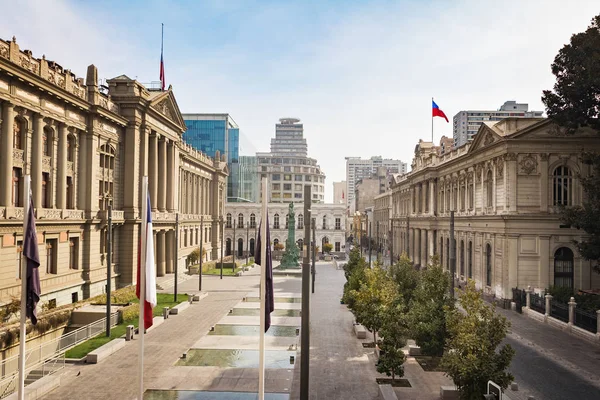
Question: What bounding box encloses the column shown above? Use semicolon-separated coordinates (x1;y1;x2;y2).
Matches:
421;229;427;267
166;142;175;211
31;114;44;207
473;169;478;215
158;137;167;211
165;230;174;274
539;235;550;290
56;123;68;209
149;133;158;211
0;102;14;206
507;235;519;298
539;154;549;212
507;154;517;213
157;230;166;277
414;228;420;265
429;180;435;216
480;167;485;213
428;229;435;265
416;184;421;214
492;161;497;212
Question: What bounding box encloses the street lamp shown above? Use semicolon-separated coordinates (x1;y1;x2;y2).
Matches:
246;221;249;266
220;216;224;280
103;193;113;338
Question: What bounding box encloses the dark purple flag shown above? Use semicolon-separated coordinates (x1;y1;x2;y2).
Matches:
23;195;41;325
255;217;274;332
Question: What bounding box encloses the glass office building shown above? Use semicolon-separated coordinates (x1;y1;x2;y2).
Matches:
182;114;244;201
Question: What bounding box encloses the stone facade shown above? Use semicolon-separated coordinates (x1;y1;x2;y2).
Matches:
223;203;346;256
390;118;600;299
0;37;227;308
373;191;392;256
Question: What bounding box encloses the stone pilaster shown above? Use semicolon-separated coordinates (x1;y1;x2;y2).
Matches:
56;123;68;209
0;102;14;206
31;113;44;208
165;230;173;274
149;133;158;210
158;137;167;211
156;230;165;277
540;153;549;212
166;142;174;212
421;229;427;268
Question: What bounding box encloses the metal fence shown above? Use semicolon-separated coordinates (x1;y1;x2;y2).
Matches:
530;292;546;314
0;352;65;399
550;299;569;323
574;307;598;333
0;311;119;386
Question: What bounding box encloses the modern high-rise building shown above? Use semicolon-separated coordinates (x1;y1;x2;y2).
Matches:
238;155;259;203
345;156;407;214
182;113;243;201
257;118;326;203
452;100;543;147
333;181;346;205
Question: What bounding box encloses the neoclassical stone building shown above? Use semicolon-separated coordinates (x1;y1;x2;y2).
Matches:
224;203;347;257
390;118;600;299
0;37;227;307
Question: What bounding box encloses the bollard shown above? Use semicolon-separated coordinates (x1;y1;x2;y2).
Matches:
296;328;300;336
188;294;193;304
568;297;576;326
126;325;134;341
181;352;187;359
290;355;295;364
163;307;169;319
545;294;552;317
525;285;532;309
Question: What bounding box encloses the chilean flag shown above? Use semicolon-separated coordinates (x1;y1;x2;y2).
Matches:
159;50;165;91
136;192;157;330
432;100;449;122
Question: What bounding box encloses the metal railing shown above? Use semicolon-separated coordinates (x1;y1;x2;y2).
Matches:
575;308;598;333
0;311;119;382
530;292;545;314
550;300;569;323
0;352;66;399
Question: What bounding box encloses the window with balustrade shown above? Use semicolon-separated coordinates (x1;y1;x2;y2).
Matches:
335;218;341;230
298;214;304;229
238;213;244;228
226;213;232;228
13;117;23;150
322;215;327;230
43;127;52;156
12;168;22;207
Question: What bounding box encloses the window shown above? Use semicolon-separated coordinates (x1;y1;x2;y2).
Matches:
13;118;23;150
204;227;208;242
284;166;291;172
237;238;243;257
273;238;279;248
486;170;493;207
298;214;304;229
250;238;255;256
486;244;492;286
322;216;327;230
43;127;52;156
460;240;464;276
250;213;256;229
468;241;473;278
12;168;22;207
553;166;572;206
225;238;232;256
273;214;280;229
98;144;115;210
284;184;292;191
272;183;280;190
69;238;79;269
238;213;244;228
295;175;302;181
554;247;574;288
305;175;311;181
440;240;444;269
283;193;292;199
226;213;232;228
46;239;57;274
294;184;302;191
42;173;50;208
335;218;341;230
67;134;76;162
294;193;302;199
285;214;289;229
284;174;292;181
272;174;280;181
468;184;474;210
335;242;341;252
72;292;79;303
66;177;74;209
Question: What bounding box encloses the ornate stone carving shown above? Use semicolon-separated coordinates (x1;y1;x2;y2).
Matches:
0;207;5;219
519;154;537;175
496;161;504;176
72;85;85;99
64;210;84;219
39;208;62;220
47;69;66;89
67;161;74;176
483;132;494;146
505;152;518;161
19;54;39;75
0;42;8;59
42;156;52;172
13;148;24;161
540;153;550;161
154;98;174;120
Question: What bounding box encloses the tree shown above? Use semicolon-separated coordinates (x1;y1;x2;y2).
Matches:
342;248;368;309
441;280;514;400
186;247;206;266
408;257;453;356
376;295;409;381
322;243;333;253
352;264;396;344
542;14;600;134
388;253;419;306
542;14;600;272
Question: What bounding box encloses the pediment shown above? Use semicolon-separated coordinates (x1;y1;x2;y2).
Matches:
149;90;186;131
468;124;504;154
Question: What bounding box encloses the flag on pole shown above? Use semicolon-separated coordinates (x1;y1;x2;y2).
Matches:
160;23;165;90
136;193;157;330
432;99;449;122
23;194;40;325
255;217;274;332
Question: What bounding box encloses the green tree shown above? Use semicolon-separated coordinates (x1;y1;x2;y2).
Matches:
352;264;396;344
376;296;409;381
389;253;419;306
322;243;333;253
342;249;368;310
408;257;453;356
542;14;600;272
441;280;514;400
186;247;206;266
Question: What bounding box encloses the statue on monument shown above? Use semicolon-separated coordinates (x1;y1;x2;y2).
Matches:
279;203;300;269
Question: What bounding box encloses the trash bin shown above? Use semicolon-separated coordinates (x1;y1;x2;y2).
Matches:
126;325;134;341
163;307;169;319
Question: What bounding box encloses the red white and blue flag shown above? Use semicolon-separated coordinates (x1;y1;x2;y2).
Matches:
255;217;274;332
136;193;157;330
432;99;449;122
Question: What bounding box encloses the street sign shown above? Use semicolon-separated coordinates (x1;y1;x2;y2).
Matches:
487;380;502;400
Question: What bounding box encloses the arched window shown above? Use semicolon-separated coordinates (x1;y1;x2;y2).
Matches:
273;238;279;248
67;134;76;162
554;247;574;288
226;213;232;228
486;170;493;207
250;213;256;229
13;117;23;150
298;213;304;229
225;238;232;256
486;244;492;286
249;238;255;256
273;214;280;229
468;241;473;278
553;166;572;206
285;214;289;229
322;215;327;230
43;127;52;156
98;144;115;210
460;240;465;276
237;238;244;257
238;213;244;228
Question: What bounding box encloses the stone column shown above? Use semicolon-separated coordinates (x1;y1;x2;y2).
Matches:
429;180;435;216
421;229;427;267
525;286;532;309
540;153;549;212
0;102;14;206
492;161;497;212
507;235;519;299
415;228;421;266
428;229;434;265
473;169;478;215
507;153;517;213
166;142;175;212
165;230;174;274
480;167;485;213
149;133;158;211
56;123;68;209
31;114;44;207
158;137;167;212
545;294;552;318
157;230;166;277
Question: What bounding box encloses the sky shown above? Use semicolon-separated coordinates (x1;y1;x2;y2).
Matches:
1;0;598;202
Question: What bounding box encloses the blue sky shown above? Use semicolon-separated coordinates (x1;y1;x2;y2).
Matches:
1;0;599;202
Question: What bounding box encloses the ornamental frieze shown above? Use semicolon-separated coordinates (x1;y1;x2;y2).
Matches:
519;154;538;175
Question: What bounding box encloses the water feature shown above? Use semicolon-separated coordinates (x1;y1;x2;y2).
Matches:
246;297;301;303
230;308;300;317
208;325;298;337
176;349;295;369
144;390;290;400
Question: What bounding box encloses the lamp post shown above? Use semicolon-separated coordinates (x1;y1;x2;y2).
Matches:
198;215;203;291
220;216;224;280
105;199;112;337
246;221;249;266
233;219;237;274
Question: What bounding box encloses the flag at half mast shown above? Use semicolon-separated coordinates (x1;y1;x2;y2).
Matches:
255;217;274;332
136;193;157;329
23;194;41;325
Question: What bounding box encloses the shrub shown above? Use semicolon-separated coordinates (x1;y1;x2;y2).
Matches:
322;243;333;253
274;243;284;251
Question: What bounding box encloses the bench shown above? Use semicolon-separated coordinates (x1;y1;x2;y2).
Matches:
5;374;60;400
86;338;126;364
408;345;421;356
439;385;460;400
169;301;190;315
378;384;398;400
354;323;367;339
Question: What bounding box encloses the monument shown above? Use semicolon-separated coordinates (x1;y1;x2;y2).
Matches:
279;203;301;269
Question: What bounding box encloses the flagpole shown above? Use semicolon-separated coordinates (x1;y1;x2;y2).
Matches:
18;175;31;400
258;176;267;400
431;97;434;143
138;177;148;400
